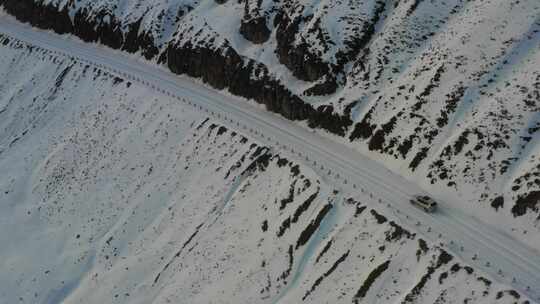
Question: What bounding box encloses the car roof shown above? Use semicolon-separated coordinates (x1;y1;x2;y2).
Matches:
417;195;436;203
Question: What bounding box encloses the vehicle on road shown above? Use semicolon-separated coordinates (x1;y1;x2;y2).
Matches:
410;195;438;213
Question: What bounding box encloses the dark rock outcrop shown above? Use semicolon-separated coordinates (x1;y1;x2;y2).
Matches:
72;9;124;49
240;16;271;44
166;42;310;120
1;0;354;136
0;0;160;58
122;19;160;59
512;191;540;217
307;105;352;137
166;41;351;135
1;0;73;34
274;13;333;83
304;76;339;96
491;196;504;211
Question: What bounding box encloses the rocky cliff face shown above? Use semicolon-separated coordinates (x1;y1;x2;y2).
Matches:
0;37;534;303
0;0;353;136
1;0;539;261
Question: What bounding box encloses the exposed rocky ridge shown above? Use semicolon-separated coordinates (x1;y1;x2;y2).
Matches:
0;0;539;256
0;0;352;136
0;40;534;303
239;0;270;44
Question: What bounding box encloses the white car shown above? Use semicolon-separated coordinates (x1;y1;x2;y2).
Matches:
410;195;438;213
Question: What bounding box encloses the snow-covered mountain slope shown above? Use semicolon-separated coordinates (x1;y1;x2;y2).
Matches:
0;0;538;248
0;33;536;304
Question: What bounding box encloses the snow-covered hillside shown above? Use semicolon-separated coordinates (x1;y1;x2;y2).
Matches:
0;0;538;249
0;33;535;303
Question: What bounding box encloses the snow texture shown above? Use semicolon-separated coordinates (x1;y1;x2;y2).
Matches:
1;0;538;251
0;31;537;304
